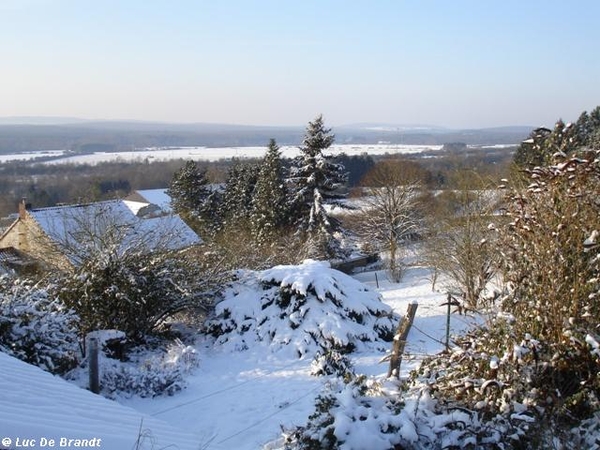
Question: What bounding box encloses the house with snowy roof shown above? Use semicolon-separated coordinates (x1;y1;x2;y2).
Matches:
0;351;200;450
0;199;201;270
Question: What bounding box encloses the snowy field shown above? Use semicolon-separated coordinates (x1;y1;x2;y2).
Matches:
0;143;516;165
119;265;476;450
0;150;66;163
0;144;444;165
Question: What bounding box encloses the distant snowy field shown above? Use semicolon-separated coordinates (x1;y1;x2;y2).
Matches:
0;150;66;162
0;143;516;165
0;144;446;164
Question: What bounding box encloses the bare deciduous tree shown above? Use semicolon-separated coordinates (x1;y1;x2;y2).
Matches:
422;173;499;309
357;161;423;282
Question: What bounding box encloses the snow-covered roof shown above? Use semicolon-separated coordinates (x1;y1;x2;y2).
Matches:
122;199;150;216
27;200;201;264
130;189;173;212
0;351;200;450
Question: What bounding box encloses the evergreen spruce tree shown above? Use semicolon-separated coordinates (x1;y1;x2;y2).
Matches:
251;139;289;244
167;160;220;235
221;159;259;228
289;115;348;257
577;106;600;149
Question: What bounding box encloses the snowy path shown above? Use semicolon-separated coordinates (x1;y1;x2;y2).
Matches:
124;265;476;450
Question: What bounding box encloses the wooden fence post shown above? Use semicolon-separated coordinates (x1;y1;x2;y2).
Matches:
387;302;418;379
89;337;100;394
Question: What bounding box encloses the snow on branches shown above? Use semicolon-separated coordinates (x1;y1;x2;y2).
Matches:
205;260;395;357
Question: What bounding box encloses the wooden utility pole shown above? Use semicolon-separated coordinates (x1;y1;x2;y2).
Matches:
387;302;418;379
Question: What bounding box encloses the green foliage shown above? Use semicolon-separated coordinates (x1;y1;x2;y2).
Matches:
250;139;290;244
289;115;349;258
167;160;220;235
513;106;600;170
220;159;259;228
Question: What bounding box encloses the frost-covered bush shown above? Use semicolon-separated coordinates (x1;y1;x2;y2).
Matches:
0;276;79;375
497;151;600;344
205;260;395;357
68;339;199;399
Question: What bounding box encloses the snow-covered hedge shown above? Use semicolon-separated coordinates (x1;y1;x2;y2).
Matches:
206;260;395;357
0;276;79;375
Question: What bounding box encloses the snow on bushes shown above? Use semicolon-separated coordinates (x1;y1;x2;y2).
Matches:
206;260;395;357
67;339;199;399
283;373;513;450
0;276;79;375
285;323;600;450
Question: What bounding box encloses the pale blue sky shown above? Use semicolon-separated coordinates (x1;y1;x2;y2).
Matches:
1;0;599;128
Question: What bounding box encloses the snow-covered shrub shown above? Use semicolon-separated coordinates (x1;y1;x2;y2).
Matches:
0;276;79;375
283;376;413;450
310;349;355;379
205;260;395;357
68;339;199;399
284;373;514;450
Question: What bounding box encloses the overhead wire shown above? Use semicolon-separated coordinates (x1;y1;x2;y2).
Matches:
211;384;323;448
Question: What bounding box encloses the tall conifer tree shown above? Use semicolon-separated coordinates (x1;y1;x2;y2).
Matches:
289;115;348;257
221;159;259;227
251;139;288;243
167;160;220;235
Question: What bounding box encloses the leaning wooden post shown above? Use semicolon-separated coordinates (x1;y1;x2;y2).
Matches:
89;337;100;394
387;302;418;379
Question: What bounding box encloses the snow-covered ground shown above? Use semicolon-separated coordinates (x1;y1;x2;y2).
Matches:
0;351;200;450
0;263;477;450
119;265;476;450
